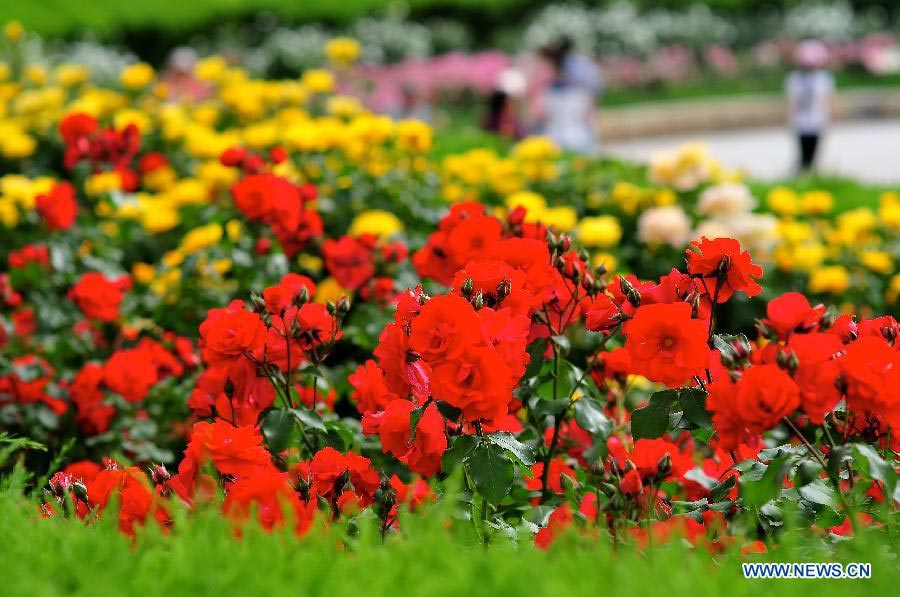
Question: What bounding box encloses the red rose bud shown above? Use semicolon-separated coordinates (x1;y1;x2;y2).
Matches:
220;146;246;167
621;469;643;496
406;359;432;401
269;146;287;164
254;237;272;255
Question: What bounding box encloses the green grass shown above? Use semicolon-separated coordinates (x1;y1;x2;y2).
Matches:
0;472;897;597
749;175;893;213
603;71;900;107
0;0;529;37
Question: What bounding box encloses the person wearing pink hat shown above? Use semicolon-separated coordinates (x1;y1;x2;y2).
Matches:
785;40;835;172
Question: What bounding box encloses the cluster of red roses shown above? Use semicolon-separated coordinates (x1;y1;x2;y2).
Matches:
323;234;408;302
59;113;142;189
187;272;341;425
33;195;899;549
710;292;900;450
228;150;323;258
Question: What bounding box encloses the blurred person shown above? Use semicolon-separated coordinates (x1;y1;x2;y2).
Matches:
533;38;599;154
161;47;213;101
483;68;525;139
785;40;834;173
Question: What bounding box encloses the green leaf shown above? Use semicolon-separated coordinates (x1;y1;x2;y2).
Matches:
523;339;548;379
467;442;515;504
798;478;834;506
680;388;712;429
486;432;535;466
408;405;426;443
853;443;897;497
262;409;295;453
442;435;479;472
631;390;679;440
291;407;326;433
740;455;790;508
573;397;613;438
710;476;736;503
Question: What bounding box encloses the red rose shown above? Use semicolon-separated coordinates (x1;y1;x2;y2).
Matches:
199;300;267;367
68;272;131;322
223;468;315;536
431;344;513;422
582;292;620;332
322;235;377;290
35;182;78;231
838;337;900;427
348;360;400;415
362;400;446;478
686;237;763;302
59;112;98;144
103;348;159;402
625;302;708;387
707;364;800;449
183;420;272;478
761;292;825;339
409;294;482;364
788;332;844;424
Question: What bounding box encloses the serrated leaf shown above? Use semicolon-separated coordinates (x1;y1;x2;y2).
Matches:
291;407;326;432
467;443;515;503
408;405;425;443
710;475;736;502
442;435;479;472
853;443;897;497
486;432;535;466
631;390;679;440
680;388;711;429
798;478;834;506
573;397;613;438
262;409;295;453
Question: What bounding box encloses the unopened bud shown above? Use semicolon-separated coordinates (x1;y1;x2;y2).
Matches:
293;286;310;306
496;278;511;302
473;291;484;310
776;349;799;373
656;454;672;478
594;263;608;278
326;300;337;316
461;277;474;297
716;256;731;279
619;276;641;307
249;292;266;313
149;463;171;485
336;296;351;316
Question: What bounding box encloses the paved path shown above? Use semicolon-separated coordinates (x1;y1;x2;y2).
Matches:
604;119;900;184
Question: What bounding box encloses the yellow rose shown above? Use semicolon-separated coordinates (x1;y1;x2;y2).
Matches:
349;210;404;240
591;252;617;273
859;251;893;275
121;62;155;89
800;190;833;216
180;223;223;254
766;186;798;216
325;37;361;68
505;190;546;215
809;265;850;294
302;69;334;94
577;216;622;248
315;277;347;304
132;263;156;285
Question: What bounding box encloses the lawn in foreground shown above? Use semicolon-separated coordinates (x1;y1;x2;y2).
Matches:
0;477;894;597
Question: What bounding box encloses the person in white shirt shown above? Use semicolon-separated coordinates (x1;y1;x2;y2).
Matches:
534;38;601;154
785;40;835;172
